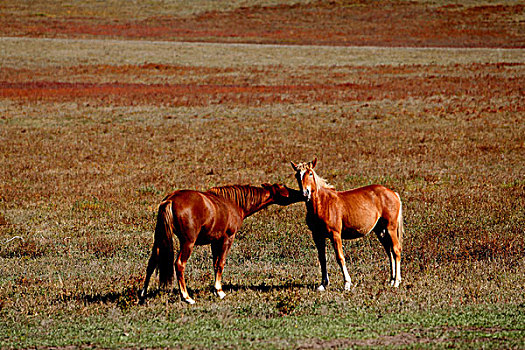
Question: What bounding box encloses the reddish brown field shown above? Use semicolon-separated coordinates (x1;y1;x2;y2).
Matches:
1;1;524;47
1;63;524;110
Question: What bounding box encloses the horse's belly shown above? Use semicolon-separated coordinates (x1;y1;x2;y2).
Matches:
195;220;240;245
341;228;365;240
195;235;212;245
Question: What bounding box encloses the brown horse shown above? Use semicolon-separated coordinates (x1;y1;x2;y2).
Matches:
291;158;404;290
139;183;303;304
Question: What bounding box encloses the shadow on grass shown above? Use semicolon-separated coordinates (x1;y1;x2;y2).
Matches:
222;281;317;293
80;281;316;306
81;286;146;307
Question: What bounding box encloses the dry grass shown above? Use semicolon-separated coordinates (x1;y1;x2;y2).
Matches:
3;37;523;70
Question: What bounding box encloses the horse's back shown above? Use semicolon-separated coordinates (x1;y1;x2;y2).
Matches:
163;190;208;212
341;185;398;204
161;190;214;232
162;189;242;243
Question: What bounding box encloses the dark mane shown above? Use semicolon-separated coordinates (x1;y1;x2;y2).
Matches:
208;185;268;211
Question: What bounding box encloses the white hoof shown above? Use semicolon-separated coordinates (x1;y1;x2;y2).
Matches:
317;285;326;292
183;297;196;305
393;280;401;288
344;281;352;291
216;290;226;299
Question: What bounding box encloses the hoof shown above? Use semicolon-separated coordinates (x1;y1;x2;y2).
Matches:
317;285;326;292
138;289;146;304
183;297;196;305
344;281;352;291
393;280;401;288
390;279;401;288
215;290;226;300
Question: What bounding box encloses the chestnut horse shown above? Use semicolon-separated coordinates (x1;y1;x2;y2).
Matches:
291;158;404;290
139;183;303;304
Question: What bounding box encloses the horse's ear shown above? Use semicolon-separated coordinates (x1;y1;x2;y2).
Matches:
311;157;317;168
290;161;298;172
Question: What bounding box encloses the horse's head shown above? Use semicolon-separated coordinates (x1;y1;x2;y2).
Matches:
290;157;318;201
261;183;304;205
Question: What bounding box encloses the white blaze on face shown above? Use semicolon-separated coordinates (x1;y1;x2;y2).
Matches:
300;170;312;200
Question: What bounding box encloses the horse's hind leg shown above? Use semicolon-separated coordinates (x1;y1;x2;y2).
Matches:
375;219;402;288
374;220;397;287
139;245;158;303
388;220;402;288
176;241;195;304
211;236;234;299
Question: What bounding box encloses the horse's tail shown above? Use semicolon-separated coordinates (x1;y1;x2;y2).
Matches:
396;193;404;250
156;200;175;288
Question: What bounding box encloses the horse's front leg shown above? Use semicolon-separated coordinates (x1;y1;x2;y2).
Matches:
330;233;352;291
211;236;234;299
313;233;329;291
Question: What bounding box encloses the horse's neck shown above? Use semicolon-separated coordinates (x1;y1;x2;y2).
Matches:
237;188;272;218
210;186;272;218
307;187;330;215
241;196;272;217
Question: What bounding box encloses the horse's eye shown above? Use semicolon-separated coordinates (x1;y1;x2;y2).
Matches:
309;172;313;177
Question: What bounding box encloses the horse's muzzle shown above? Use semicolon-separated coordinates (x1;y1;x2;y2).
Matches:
303;188;311;201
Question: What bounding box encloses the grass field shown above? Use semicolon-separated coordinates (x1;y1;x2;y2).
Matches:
1;0;524;348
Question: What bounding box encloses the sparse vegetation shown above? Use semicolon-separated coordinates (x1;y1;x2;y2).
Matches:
0;0;524;348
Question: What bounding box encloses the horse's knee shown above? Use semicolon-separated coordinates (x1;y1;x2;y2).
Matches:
175;259;186;275
334;253;345;264
392;244;402;259
215;262;224;274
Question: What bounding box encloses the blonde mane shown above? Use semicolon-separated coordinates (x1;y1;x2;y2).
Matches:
295;161;334;191
311;169;335;190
